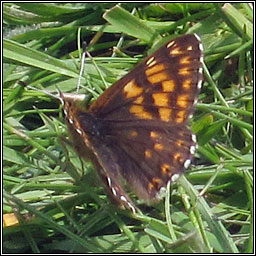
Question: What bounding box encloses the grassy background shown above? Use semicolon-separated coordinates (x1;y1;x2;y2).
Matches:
3;3;253;253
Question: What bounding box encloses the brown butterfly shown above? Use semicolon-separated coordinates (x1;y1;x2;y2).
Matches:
61;34;203;213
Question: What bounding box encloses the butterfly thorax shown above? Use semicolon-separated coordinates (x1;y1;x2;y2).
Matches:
77;112;102;137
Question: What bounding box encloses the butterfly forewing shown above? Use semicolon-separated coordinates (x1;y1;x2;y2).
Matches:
62;34;203;212
90;34;202;125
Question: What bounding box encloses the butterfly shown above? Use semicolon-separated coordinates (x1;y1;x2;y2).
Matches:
61;34;203;213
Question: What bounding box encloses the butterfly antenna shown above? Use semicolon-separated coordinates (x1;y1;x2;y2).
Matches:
23;83;62;102
77;41;87;93
84;41;108;90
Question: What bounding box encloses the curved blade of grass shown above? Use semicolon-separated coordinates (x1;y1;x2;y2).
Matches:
3;39;79;78
178;175;239;253
3;191;103;253
215;3;253;40
103;5;159;43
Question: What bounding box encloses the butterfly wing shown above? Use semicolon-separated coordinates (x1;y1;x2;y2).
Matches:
63;34;203;212
89;34;203;123
100;122;197;201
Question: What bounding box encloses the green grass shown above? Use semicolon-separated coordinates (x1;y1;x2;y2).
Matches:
3;3;253;253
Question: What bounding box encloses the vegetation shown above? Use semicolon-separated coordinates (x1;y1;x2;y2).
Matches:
3;3;253;253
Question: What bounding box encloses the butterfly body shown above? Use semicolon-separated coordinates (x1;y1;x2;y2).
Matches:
61;34;203;213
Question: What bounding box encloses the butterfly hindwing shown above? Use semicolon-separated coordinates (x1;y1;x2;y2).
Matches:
101;123;197;201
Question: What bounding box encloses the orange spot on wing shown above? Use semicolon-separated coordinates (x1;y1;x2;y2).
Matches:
174;153;183;163
145;64;165;76
123;80;143;98
161;163;173;176
148;182;154;192
152;177;163;186
170;47;183;55
177;94;190;108
134;96;144;104
176;140;184;147
130;105;153;120
159;108;172;122
180;56;190;65
130;130;138;137
162;80;175;92
183;79;192;90
150;131;159;138
152;93;169;107
148;177;164;192
176;110;186;123
147;72;168;84
179;67;190;76
154;143;164;150
145;149;152;158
